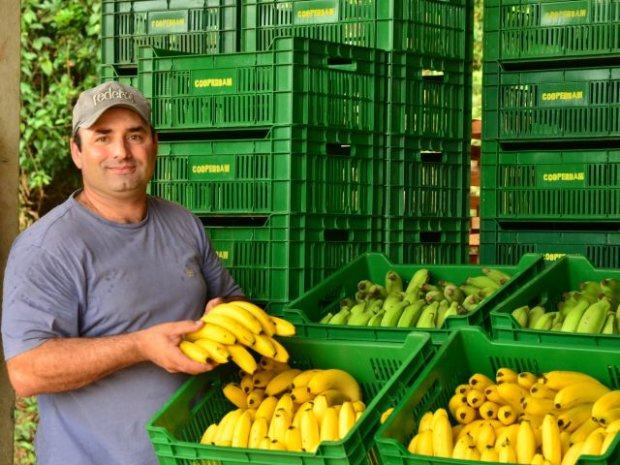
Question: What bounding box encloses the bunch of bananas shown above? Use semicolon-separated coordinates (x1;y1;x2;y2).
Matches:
199;358;365;452
510;279;620;334
319;267;512;329
402;369;619;464
179;300;296;374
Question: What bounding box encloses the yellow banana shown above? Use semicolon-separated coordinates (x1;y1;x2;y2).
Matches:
452;432;475;458
257;436;271;449
208;302;263;334
479;400;500;420
231;410;253;448
516;420;537;464
264;368;302;396
467;388;487;409
560;441;584;465
292;369;322;389
522;395;556;416
248;416;269;448
227;344;258;374
259;356;289;372
418;410;435;432
469;372;495;391
352;400;365;413
269;315;296;336
252;369;276;389
494;423;519;452
307;369;362;402
497;382;528;411
214;408;244;446
607;418;620;433
455;383;472;395
480;445;499;462
179;340;209;363
230;300;276;336
496;367;519;384
291;386;314;404
556;403;593;432
415;429;434;456
448;393;468;417
455;404;479;424
542;413;562;465
268;408;292;444
284;425;302;451
407;432;421;454
531;453;545;465
268;336;290;363
193;338;231;364
601;430;618;454
339;401;357;439
517;371;539;390
251;333;278;359
300;408;320;453
560;430;571;456
432;408;454;457
592;390;620;427
240;372;254;394
581;428;605;456
498;439;517;462
313;394;329;426
554;381;610;409
320;406;340;441
292;400;314;428
530;383;558;400
185;323;237;344
485;384;505;404
201;312;255;346
274;393;295;417
222;382;248;409
269;439;286;450
539;371;603;391
246;388;266;408
474;421;495;454
570;418;600;444
200;423;218;445
497;404;518;426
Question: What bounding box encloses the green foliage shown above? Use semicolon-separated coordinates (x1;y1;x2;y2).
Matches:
14;397;38;465
20;0;101;228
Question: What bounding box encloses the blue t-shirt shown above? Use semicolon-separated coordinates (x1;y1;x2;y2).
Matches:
2;192;243;465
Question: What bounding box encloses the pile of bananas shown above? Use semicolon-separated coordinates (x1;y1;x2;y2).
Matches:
510;279;620;334
319;267;512;329
179;300;296;374
200;358;365;452
402;369;619;464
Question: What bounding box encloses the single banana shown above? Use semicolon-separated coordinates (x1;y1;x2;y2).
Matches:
292;369;321;389
208;302;264;334
527;306;547;329
385;270;403;294
497;382;528;411
474;421;495;454
415;429;434;456
299;408;320;453
274;393;295;417
494;423;519;452
265;368;302;396
569;418;600;444
522;395;556;416
284;425;302;452
185;322;237;344
497;404;518;426
268;336;290;363
268;408;291;444
469;372;495;391
240;372;254;394
481;267;511;285
291;400;314;428
556;403;594;432
252;369;276;389
213;408;244;446
269;316;296;336
415;301;439;328
560;441;584;465
231;410;253;448
466;275;500;290
405;268;430;294
539;370;603;390
290;386;314;404
496;367;519;384
530;383;557;400
559;298;590;332
320;406;339;441
576;299;611;333
250;333;278;359
542;413;562;465
517;371;539;390
200;423;218;445
307;369;362;402
580;428;605;456
480;445;499;462
193;338;231;364
455;404;478;424
467;388;486;409
312;394;329;426
478;400;500;420
179;340;209;363
230;300;277;336
516;420;537;464
592;389;620;426
497;439;517;463
246;388;266;408
554;381;610;409
227;344;258;374
254;395;278;421
432;408;454;457
222;382;248;409
201;312;255;346
511;305;530;327
485;384;504;404
338;401;357;439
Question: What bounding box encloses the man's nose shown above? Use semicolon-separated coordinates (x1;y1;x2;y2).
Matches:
111;138;131;159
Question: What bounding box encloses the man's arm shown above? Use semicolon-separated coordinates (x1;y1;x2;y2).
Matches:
6;319;214;397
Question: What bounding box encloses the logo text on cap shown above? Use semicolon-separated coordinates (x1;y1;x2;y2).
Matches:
92;88;136;107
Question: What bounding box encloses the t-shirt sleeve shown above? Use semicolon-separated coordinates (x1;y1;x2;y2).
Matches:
198;226;244;301
2;243;80;360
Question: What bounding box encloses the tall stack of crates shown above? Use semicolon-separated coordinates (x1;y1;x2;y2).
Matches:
481;0;620;268
100;0;474;310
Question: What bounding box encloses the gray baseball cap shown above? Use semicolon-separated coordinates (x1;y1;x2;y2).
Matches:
72;81;151;137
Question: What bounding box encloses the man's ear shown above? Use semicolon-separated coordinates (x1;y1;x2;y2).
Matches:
70;136;83;169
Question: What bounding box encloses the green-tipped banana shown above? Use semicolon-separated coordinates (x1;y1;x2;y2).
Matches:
444;284;465;304
424;289;444;304
397;299;426;328
340;298;355;309
354;290;367;303
601;313;618;334
405;268;430;294
380;301;409;327
559;298;590;332
477;286;498;299
368;284;388;300
347;310;374;326
357;280;373;292
466;275;500;290
367;298;384;313
459;284;481;297
328;308;351;325
383;293;404;311
511;305;529;327
319;312;333;324
437;301;460;328
404;289;422;304
576;298;611;333
579;281;603;300
481;267;511;285
462;294;480;312
385;271;403;295
416;301;439;329
349;301;367;315
367;310;385;327
527;306;546;329
532;311;557;330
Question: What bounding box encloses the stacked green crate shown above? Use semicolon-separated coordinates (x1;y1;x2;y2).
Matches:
481;0;620;267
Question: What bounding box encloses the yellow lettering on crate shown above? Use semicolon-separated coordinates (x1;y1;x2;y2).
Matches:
297;7;336;19
542;172;585;182
543;8;587;21
216;250;229;260
191;164;231;174
151;18;186;29
544;253;566;261
541;91;584;101
194;78;233;88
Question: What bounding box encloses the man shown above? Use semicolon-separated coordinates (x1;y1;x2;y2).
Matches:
2;81;244;464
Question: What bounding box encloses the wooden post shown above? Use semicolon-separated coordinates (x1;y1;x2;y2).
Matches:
0;0;21;462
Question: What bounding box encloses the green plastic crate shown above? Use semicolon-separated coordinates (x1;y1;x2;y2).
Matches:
101;0;238;69
385;136;471;219
383;217;471;265
375;328;620;465
150;126;384;216
484;0;620;65
147;332;435;465
480;219;620;269
99;64;139;87
137;36;387;133
204;213;383;308
281;252;545;345
490;254;620;348
483;62;620;143
481;141;620;222
387;53;472;141
241;0;474;61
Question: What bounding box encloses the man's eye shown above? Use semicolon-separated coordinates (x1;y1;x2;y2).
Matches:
129;134;144;142
95;136;108;143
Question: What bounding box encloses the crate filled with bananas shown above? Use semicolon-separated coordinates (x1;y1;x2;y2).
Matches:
280;252;544;344
375;327;620;465
148;328;434;465
489;254;620;348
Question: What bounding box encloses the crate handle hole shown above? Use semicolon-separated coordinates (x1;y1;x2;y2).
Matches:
324;229;349;242
326;143;352;156
422;70;444;81
327;57;357;72
420;231;442;243
420;151;443;163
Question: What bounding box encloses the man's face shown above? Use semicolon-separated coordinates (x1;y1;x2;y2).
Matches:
70;107;157;198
